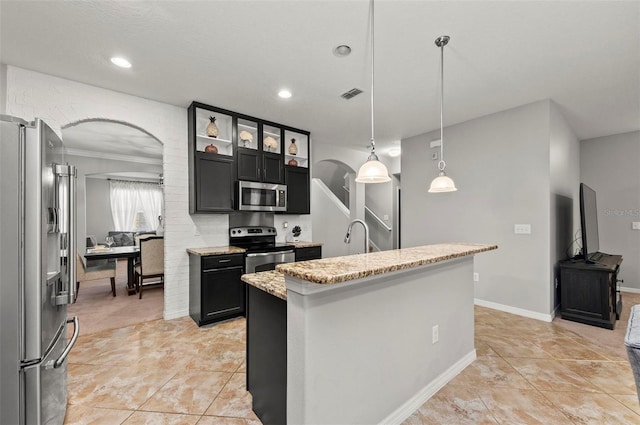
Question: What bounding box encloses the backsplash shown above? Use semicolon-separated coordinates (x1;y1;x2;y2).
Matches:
273;214;312;243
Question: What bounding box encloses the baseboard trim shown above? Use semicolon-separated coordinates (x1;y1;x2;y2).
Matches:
378;350;476;425
474;298;553;322
621;286;640;294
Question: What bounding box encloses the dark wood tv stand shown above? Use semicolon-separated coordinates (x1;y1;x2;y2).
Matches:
558;254;622;330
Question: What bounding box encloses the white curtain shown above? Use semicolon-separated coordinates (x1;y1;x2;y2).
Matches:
109;180;164;232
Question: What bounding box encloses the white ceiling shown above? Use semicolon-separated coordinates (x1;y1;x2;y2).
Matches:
1;1;639;157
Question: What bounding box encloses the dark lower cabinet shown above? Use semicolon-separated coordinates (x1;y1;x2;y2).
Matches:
295;245;322;261
246;285;287;425
189;253;245;326
193;152;235;213
285;166;310;214
559;254;622;329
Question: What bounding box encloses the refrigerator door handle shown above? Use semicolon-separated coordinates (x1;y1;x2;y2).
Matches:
53;164;77;305
68;164;77;303
51;317;79;369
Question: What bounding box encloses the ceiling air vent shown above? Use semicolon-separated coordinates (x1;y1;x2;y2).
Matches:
341;88;363;100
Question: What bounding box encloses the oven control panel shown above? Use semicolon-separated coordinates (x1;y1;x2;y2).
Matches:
229;226;277;237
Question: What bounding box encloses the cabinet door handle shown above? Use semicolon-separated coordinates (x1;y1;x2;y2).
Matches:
218;259;231;263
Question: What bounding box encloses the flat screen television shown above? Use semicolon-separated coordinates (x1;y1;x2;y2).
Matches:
579;183;600;263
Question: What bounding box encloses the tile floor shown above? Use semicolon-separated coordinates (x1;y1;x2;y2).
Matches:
65;304;640;424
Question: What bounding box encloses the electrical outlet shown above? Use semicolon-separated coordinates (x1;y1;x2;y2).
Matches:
432;325;439;344
473;273;479;282
514;224;531;234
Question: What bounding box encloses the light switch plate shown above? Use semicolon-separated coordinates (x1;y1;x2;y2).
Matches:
633;222;640;230
514;224;531;234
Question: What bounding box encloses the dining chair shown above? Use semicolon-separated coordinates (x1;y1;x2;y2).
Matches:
134;236;164;299
76;251;117;297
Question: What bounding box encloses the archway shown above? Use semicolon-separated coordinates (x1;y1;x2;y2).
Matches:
63;119;165;333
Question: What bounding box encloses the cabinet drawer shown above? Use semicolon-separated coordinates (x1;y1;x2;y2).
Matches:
202;254;244;270
295;246;322;261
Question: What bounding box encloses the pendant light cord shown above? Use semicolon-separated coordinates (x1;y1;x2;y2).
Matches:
439;39;445;172
370;0;376;154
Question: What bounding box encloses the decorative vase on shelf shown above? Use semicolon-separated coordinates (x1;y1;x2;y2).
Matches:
288;158;298;166
205;144;218;154
239;130;253;148
288;138;298;155
206;116;219;138
263;136;278;152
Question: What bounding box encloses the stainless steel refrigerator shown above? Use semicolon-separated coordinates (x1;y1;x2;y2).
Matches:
1;115;79;425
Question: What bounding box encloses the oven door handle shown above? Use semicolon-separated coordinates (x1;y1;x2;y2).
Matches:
246;250;295;258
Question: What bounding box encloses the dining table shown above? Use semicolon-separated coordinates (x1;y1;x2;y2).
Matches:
85;246;140;296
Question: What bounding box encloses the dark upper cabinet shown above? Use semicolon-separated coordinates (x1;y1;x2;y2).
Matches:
236;148;261;181
263;152;284;183
285;165;310;214
195;153;234;212
236;123;284;184
188;101;310;214
236;147;284;184
188;102;236;213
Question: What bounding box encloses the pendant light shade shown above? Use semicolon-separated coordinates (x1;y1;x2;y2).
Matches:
355;0;390;184
428;172;457;193
428;35;457;193
356;152;390;183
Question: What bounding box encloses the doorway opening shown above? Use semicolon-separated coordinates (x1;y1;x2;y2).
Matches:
62;119;164;335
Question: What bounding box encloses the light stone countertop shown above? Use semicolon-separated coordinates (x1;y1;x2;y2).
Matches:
187;242;322;256
242;243;497;299
186;246;246;256
276;243;497;285
289;241;323;248
241;271;287;300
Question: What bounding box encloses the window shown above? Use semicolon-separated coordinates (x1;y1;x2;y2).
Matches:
109;180;163;232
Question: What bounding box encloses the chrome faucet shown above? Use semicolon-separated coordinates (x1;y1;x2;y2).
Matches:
344;219;370;254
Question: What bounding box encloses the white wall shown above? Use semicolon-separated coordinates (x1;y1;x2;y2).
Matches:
0;64;7;115
85;178;114;243
402;100;555;318
549;102;581;309
581;131;640;291
310;178;351;258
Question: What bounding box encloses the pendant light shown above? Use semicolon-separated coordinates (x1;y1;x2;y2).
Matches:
355;0;391;184
428;35;457;193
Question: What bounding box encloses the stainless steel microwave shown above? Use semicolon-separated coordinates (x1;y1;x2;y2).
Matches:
237;181;287;212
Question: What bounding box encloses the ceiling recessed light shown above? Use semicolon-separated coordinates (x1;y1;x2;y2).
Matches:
278;89;292;99
110;57;132;68
387;147;401;157
333;45;352;57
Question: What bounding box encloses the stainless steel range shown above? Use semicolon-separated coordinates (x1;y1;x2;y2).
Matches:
229;226;295;273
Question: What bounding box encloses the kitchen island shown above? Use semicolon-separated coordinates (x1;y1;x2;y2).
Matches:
242;243;497;425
